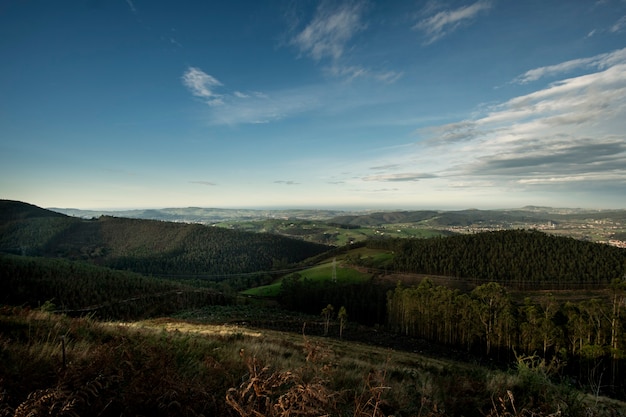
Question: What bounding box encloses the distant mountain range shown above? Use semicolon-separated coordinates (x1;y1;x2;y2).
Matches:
48;205;626;226
48;206;351;223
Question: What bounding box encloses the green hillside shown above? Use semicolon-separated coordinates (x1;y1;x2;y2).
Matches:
241;259;373;297
0;200;332;276
0;254;225;319
0;200;80;256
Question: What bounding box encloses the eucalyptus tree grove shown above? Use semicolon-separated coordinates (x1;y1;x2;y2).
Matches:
386;278;626;396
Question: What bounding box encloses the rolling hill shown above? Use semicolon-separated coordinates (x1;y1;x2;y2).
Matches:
0;200;331;276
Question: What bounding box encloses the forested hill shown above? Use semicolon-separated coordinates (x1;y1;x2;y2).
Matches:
0;200;331;276
0;200;67;221
371;230;626;288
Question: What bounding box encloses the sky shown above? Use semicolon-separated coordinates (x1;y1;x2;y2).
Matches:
1;1;626;210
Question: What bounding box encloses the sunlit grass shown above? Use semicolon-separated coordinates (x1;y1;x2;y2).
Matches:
241;260;372;297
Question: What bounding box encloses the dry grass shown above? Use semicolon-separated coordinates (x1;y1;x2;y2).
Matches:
485;391;564;417
1;307;625;417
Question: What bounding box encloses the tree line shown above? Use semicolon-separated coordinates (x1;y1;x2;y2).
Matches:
387;278;626;397
280;273;390;326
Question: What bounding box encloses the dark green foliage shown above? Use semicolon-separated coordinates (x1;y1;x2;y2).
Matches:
280;274;391;326
0;201;79;257
386;280;626;399
380;230;626;288
0;201;331;277
92;216;330;275
0;254;228;319
0;200;67;223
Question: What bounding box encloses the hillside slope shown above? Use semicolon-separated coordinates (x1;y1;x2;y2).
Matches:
0;254;225;318
0;200;331;276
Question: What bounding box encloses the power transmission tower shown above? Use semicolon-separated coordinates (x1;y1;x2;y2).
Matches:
332;257;337;283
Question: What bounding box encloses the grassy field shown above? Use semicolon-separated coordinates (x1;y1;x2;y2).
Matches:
241;259;373;297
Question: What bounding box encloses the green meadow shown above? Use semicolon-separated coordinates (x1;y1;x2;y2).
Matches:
241;258;373;298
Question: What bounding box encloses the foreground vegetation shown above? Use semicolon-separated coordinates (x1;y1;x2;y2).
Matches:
2;306;624;417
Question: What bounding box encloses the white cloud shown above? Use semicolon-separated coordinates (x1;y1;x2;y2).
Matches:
611;15;626;32
182;65;395;125
339;47;626;207
512;47;626;84
417;50;626;193
291;2;365;62
324;64;368;81
414;0;493;44
182;63;351;124
362;172;437;182
370;163;401;171
181;67;223;105
286;2;404;84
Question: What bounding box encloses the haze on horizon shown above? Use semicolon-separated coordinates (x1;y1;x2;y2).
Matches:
1;1;626;211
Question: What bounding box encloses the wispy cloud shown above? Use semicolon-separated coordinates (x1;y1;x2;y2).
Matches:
181;66;328;125
274;180;300;185
125;0;137;14
363;172;437;182
324;64;368;81
324;64;403;84
181;67;223;105
417;48;626;192
512;47;626;84
208;87;322;125
168;37;183;48
291;2;365;62
375;70;404;84
611;15;626;32
370;163;401;171
413;0;493;45
420;120;481;145
346;47;626;205
189;181;217;186
286;2;404;84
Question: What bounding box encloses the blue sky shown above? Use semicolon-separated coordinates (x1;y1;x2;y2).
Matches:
1;0;626;210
